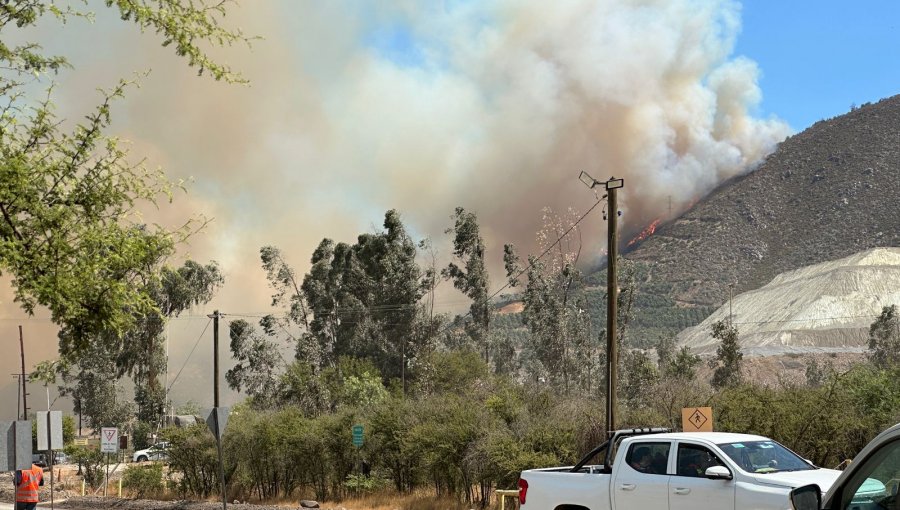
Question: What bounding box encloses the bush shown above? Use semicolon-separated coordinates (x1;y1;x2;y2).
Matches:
344;473;388;494
122;463;164;498
64;445;105;489
163;424;219;498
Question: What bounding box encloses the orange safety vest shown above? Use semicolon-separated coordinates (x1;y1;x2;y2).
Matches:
16;464;42;503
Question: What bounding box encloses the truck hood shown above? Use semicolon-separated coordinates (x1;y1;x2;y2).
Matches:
750;468;842;491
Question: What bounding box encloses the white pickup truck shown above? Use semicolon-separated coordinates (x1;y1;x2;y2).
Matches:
518;428;842;510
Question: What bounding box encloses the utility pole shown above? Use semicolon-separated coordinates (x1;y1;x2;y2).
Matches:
209;310;220;407
578;172;624;437
19;326;27;420
729;283;735;325
605;178;623;437
207;310;226;510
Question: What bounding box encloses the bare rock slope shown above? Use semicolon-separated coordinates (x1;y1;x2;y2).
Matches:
677;247;900;354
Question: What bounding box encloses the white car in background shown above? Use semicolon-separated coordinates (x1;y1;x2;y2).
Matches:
132;441;170;462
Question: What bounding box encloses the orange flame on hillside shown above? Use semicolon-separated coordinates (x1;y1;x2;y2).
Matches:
626;218;662;247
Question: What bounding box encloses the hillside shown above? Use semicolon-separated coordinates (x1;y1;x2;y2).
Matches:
678;248;900;354
620;95;900;344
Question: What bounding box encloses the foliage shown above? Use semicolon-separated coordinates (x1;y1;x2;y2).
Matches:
444;207;492;364
504;208;598;393
714;364;900;468
709;320;743;389
64;445;105;488
668;346;702;381
122;463;164;499
621;350;660;407
227;319;283;409
868;305;900;368
0;0;246;351
57;340;133;430
164;424;219;498
132;421;153;450
344;473;389;494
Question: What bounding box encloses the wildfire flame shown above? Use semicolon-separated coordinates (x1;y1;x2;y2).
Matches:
626;218;662;247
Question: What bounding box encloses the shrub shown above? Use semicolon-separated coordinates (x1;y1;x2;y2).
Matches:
122;463;164;498
64;445;105;489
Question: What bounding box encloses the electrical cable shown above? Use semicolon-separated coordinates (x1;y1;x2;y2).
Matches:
167;318;211;392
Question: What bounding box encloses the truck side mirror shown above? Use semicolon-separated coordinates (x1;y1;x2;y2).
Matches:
789;484;821;510
704;465;733;480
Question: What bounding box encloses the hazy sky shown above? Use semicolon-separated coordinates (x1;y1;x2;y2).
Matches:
0;0;897;419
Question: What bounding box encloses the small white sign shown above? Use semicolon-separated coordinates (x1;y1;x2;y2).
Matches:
100;427;119;453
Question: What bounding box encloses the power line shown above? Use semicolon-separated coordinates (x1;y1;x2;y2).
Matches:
167;318;212;392
435;197;607;338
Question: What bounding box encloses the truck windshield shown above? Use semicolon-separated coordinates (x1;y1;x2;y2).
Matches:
717;441;814;474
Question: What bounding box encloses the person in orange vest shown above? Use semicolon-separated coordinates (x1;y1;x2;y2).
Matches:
15;464;44;510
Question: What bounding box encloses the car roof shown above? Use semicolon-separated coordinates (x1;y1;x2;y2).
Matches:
626;432;770;444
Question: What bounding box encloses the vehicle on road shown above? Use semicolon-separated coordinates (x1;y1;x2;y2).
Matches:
132;441;170;462
31;453;47;468
790;422;900;510
518;428;842;510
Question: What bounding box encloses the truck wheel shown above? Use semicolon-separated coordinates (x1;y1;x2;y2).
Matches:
137;455;148;462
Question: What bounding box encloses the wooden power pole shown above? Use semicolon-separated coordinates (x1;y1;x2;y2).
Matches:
605;178;623;437
19;325;27;420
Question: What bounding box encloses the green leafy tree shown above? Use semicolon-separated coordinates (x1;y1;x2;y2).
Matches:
444;207;492;364
0;0;248;350
621;350;660;406
868;305;900;368
226;319;283;409
57;341;132;429
668;346;702;381
708;320;743;389
292;210;431;382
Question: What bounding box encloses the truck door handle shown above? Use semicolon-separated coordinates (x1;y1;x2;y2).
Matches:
619;483;636;491
673;488;691;495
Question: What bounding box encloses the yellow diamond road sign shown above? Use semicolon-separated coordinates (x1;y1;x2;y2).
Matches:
682;407;713;432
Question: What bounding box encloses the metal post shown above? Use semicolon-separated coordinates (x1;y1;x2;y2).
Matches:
729;283;734;325
19;326;27;420
104;453;109;497
605;183;619;437
47;411;54;510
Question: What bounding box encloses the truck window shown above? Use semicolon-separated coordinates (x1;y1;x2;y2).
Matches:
718;440;813;474
676;443;726;477
626;442;670;475
838;438;900;510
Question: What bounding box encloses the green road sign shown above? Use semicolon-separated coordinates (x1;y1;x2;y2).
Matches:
352;425;364;447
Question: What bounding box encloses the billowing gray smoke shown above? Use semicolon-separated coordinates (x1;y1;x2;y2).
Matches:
0;0;790;408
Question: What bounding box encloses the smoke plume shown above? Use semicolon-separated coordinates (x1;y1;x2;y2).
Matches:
0;0;790;409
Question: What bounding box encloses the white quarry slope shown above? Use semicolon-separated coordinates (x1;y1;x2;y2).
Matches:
677;248;900;355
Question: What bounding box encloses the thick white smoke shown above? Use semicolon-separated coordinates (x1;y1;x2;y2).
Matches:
0;0;791;409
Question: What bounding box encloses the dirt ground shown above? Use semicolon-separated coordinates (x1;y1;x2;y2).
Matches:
56;497;294;510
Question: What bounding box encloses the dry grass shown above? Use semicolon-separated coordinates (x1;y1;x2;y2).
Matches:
322;491;508;510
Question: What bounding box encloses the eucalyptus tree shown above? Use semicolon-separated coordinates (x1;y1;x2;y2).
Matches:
444;207;492;364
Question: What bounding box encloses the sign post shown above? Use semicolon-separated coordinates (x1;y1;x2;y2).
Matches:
100;428;119;497
351;425;364;496
681;407;714;432
37;411;63;510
